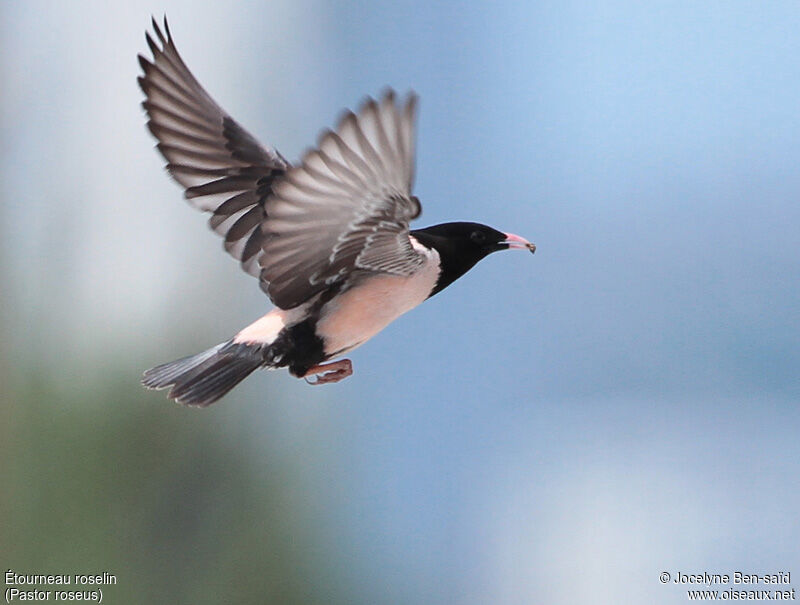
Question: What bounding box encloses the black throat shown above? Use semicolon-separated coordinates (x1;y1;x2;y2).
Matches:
410;228;491;298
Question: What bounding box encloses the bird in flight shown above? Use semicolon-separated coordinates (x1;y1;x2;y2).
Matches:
138;18;535;406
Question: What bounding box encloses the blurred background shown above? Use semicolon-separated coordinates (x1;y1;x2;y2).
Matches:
2;1;798;603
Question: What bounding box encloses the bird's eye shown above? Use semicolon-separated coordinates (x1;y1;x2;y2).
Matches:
470;231;486;244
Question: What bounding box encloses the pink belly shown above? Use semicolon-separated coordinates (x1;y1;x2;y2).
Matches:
316;262;439;356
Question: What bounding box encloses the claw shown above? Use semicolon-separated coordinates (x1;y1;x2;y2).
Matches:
302;359;353;386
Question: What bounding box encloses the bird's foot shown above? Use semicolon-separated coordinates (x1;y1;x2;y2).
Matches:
303;359;353;385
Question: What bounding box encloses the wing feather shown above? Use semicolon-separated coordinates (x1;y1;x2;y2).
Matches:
140;19;426;309
138;17;287;277
259;91;425;309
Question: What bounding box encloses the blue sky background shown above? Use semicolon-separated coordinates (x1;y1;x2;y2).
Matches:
2;1;798;603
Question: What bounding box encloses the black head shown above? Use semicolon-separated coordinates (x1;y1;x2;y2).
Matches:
410;222;535;297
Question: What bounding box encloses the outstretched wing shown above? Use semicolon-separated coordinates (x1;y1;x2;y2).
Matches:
260;91;425;309
137;17;288;276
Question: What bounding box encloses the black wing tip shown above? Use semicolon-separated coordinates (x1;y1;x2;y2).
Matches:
145;121;165;139
404;90;419;111
145;15;172;53
137;53;152;74
379;87;396;103
316;88;414;147
376;87;418;108
335;88;418;128
359;94;379;113
332;108;358;133
149;15;167;45
144;31;159;57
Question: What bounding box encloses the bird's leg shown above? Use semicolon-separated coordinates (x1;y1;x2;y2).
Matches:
303;359;353;386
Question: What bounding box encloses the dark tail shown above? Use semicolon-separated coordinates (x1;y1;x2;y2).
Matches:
142;341;265;406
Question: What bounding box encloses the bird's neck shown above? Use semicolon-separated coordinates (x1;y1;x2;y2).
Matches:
410;230;484;298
